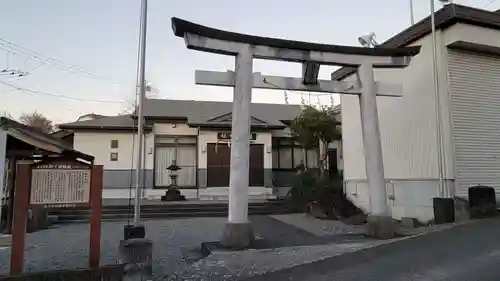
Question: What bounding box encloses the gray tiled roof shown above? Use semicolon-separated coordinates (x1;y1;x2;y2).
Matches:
59;99;302;129
0;117;94;161
58;114;138;130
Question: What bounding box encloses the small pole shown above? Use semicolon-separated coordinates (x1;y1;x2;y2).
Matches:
134;0;148;225
0;130;6;230
410;0;415;25
430;0;445;196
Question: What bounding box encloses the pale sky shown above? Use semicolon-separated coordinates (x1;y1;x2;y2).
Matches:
0;0;497;124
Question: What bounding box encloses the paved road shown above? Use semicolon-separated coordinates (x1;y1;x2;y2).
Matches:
251;217;500;281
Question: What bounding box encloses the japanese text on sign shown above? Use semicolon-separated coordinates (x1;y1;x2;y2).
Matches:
30;169;91;205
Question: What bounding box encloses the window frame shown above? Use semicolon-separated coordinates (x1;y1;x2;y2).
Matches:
110;152;119;161
110;139;119;149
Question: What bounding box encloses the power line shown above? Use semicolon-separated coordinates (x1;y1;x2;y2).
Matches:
0;80;126;104
0;38;117;80
485;0;499;8
0;38;123;83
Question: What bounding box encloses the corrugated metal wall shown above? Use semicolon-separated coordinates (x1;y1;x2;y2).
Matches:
448;50;500;197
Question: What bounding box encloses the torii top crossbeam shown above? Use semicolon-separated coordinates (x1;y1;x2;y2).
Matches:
171;17;420;67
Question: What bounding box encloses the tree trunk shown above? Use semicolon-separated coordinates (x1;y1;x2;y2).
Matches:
303;148;308;171
318;141;330;181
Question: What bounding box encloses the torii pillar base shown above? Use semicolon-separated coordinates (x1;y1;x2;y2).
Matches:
220;222;255;250
366;215;395;239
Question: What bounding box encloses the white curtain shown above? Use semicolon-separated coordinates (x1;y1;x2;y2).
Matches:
176;146;196;186
155;147;176;186
307;149;319;168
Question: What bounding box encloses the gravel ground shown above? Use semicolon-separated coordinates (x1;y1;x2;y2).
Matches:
166;240;388;280
271;214;366;236
0;217;227;279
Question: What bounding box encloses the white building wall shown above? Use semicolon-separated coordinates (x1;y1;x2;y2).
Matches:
73;131;155;199
73;131;154;170
342;22;500;222
153;123;198;135
341;33;453;222
442;23;500;48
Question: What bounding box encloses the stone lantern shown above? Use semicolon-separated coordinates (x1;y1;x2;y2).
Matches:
161;160;186;201
167;160;181;187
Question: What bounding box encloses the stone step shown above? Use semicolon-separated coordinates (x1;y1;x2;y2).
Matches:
198;193;276;201
48;200;291;223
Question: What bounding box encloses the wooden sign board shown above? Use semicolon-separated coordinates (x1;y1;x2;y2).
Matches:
30;159;91;207
217;132;257;141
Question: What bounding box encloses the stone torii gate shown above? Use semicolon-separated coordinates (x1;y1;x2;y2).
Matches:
172;18;421;248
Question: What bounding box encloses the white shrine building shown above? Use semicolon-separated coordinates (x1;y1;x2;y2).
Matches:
333;4;500;222
57;99;343;200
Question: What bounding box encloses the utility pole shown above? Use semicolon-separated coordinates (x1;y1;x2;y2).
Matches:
134;0;148;227
119;1;153;280
123;0;149;240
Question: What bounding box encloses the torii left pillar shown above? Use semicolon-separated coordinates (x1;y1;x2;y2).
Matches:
220;44;255;248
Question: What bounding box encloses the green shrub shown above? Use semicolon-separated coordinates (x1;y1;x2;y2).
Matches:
288;171;317;211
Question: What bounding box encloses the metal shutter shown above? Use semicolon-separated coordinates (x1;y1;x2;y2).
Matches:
448;50;500;197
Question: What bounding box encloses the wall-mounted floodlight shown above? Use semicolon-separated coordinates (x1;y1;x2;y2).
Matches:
358;32;378;48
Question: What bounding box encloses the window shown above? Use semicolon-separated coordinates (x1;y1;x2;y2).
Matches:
110;152;118;161
272;138;319;169
154;135;197;187
110;140;119;149
278;147;293;168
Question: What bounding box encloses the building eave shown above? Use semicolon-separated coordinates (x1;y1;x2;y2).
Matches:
57;125;153;132
331;4;500;81
188;123;285;130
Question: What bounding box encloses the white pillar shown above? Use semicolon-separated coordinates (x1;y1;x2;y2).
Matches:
228;44;253;223
0;130;6;227
358;63;388;217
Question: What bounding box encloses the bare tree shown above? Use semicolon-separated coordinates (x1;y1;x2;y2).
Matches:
19;111;54;133
0;111;12;119
120;80;158;115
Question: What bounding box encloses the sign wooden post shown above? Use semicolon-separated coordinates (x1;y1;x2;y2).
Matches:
89;165;103;269
9;158;103;276
10;163;30;276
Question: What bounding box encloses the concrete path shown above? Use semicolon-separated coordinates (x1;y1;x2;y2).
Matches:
248;218;500;281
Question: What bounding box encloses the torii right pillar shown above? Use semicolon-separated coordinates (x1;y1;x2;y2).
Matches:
357;63;393;238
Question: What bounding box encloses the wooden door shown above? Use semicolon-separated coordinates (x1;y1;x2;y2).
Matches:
207;143;264;187
249;144;264;186
207;143;230;187
328;148;339;178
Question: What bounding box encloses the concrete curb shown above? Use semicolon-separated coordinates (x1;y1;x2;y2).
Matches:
242;219;478;280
